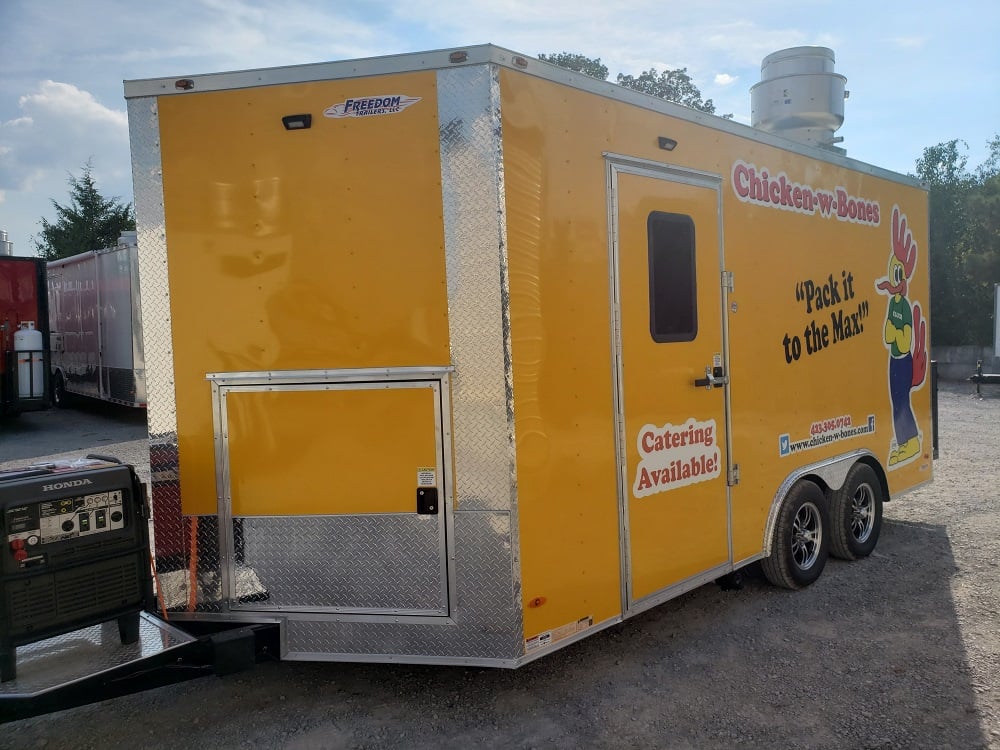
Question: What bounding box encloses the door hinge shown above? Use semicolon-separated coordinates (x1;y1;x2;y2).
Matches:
722;271;734;292
728;464;740;486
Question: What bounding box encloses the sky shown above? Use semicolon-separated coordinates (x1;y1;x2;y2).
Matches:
1;0;998;256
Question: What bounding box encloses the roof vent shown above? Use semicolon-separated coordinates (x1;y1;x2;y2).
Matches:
750;47;848;153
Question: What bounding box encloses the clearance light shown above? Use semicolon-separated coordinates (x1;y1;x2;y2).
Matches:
175;79;195;91
658;136;678;151
282;114;312;131
449;51;468;63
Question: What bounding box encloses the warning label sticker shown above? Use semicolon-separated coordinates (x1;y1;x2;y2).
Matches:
524;616;593;654
417;467;436;487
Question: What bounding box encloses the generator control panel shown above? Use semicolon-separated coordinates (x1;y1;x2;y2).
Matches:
4;487;127;572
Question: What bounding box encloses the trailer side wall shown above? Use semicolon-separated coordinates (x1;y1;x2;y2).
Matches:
499;68;931;645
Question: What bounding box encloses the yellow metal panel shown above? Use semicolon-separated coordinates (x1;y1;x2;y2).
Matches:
722;160;932;560
501;73;624;640
156;72;448;514
226;385;439;516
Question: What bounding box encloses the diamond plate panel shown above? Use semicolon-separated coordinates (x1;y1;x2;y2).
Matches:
129;98;222;614
439;66;516;514
148;502;224;614
126;97;176;441
284;510;521;661
233;515;445;612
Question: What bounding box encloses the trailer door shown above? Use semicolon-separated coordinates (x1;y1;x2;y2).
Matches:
608;157;731;609
212;370;451;616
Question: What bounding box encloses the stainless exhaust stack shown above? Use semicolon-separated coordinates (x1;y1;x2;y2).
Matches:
750;47;848;153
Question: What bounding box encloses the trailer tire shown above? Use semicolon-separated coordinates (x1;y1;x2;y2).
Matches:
829;463;883;560
762;481;829;590
52;372;69;408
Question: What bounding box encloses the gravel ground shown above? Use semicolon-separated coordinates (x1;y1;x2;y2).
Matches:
2;381;998;749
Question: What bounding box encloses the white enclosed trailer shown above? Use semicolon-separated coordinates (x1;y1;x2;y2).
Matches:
47;232;146;408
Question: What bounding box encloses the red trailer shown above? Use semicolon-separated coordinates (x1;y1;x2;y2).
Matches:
0;256;50;416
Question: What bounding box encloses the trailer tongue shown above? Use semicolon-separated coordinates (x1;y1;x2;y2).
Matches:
0;459;277;722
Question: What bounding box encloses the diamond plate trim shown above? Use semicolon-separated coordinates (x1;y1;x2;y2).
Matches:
439;65;516;515
283;511;521;660
129;97;222;614
127;97;176;442
233;515;445;612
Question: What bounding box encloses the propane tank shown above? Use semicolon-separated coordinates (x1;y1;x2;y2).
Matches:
14;321;44;399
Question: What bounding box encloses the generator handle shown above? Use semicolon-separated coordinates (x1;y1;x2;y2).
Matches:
85;454;123;464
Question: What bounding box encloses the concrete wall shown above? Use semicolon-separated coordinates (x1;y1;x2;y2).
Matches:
932;345;1000;381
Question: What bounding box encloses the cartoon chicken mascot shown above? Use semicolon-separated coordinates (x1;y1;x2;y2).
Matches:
875;206;927;467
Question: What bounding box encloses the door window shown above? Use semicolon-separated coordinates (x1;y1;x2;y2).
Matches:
647;211;697;342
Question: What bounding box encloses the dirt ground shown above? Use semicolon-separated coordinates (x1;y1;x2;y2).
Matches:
2;381;999;749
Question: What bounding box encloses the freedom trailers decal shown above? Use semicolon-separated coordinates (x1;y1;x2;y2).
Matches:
633;418;721;498
324;95;422;119
731;160;880;226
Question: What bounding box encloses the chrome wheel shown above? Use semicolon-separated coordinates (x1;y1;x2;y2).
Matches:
829;463;884;561
762;481;830;589
791;501;822;570
851;482;876;544
52;372;66;408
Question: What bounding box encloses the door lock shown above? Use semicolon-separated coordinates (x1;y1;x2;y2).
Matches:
417;487;439;515
693;366;729;390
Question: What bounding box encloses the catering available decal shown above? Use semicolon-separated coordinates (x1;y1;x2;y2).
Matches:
633;417;721;498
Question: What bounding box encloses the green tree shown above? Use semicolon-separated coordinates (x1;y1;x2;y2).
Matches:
538;52;609;81
540;52;731;118
616;67;718;115
963;152;1000;344
33;162;135;261
916;137;1000;345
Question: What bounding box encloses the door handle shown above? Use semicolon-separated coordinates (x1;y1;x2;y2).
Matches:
693;366;729;390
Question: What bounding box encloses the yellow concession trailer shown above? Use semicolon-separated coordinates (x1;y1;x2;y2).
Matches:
123;45;932;667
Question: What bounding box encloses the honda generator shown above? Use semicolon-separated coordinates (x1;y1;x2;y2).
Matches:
0;458;153;682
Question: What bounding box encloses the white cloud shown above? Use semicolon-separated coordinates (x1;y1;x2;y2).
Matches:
714;73;738;86
1;81;129;192
889;36;927;49
0;80;132;249
18;81;127;130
